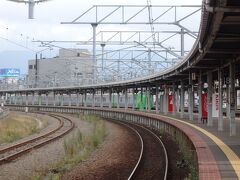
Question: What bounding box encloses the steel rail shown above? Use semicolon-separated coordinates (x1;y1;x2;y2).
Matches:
128;122;168;180
0;113;63;154
117;119;168;180
111;120;143;180
0;113;74;164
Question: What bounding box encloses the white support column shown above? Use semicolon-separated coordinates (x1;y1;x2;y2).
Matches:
156;86;159;113
180;81;185;118
198;71;202;123
229;62;236;136
218;68;223;131
189;72;194;121
207;71;213;127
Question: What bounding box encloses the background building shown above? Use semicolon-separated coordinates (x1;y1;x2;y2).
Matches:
28;49;94;88
0;68;22;90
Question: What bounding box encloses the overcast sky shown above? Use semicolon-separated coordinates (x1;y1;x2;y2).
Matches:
0;0;202;73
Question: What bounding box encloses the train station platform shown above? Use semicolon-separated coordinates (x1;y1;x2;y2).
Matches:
152;112;240;179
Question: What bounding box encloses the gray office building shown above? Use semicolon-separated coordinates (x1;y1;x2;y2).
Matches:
28;49;94;88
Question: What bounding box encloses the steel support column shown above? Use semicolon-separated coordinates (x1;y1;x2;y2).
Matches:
181;28;184;56
84;91;87;107
100;90;103;108
218;68;223;131
14;93;17;105
92;90;95;107
46;94;49;106
19;93;23;105
227;83;231;118
109;89;112;108
53;92;56;106
229;62;236;136
38;94;42;106
26;93;29;106
31;92;35;105
68;94;71;106
92;23;98;82
117;91;120;108
172;82;176;116
188;72;194;121
60;94;63;106
132;89;135;111
101;43;105;80
164;85;168;115
176;87;180;113
140;87;143;111
125;88;128;110
76;92;79;107
207;71;213;127
156;86;159;113
147;87;151;112
198;71;202;123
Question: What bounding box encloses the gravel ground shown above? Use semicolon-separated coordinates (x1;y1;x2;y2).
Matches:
61;120;140;180
0;113;92;180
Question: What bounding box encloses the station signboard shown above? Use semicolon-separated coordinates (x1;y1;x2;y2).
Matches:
0;68;20;77
168;95;173;112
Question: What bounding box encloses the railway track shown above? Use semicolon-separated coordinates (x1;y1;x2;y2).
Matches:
0;113;74;165
117;121;168;180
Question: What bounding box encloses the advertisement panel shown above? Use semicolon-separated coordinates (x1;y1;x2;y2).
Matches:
0;68;20;77
168;95;173;112
202;93;208;119
212;93;219;117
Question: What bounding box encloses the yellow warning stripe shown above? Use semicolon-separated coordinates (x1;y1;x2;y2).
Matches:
158;114;240;179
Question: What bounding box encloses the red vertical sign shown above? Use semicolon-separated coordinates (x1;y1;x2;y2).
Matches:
168;95;173;112
202;93;208;118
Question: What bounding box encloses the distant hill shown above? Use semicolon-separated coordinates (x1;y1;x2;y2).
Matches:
0;51;35;74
